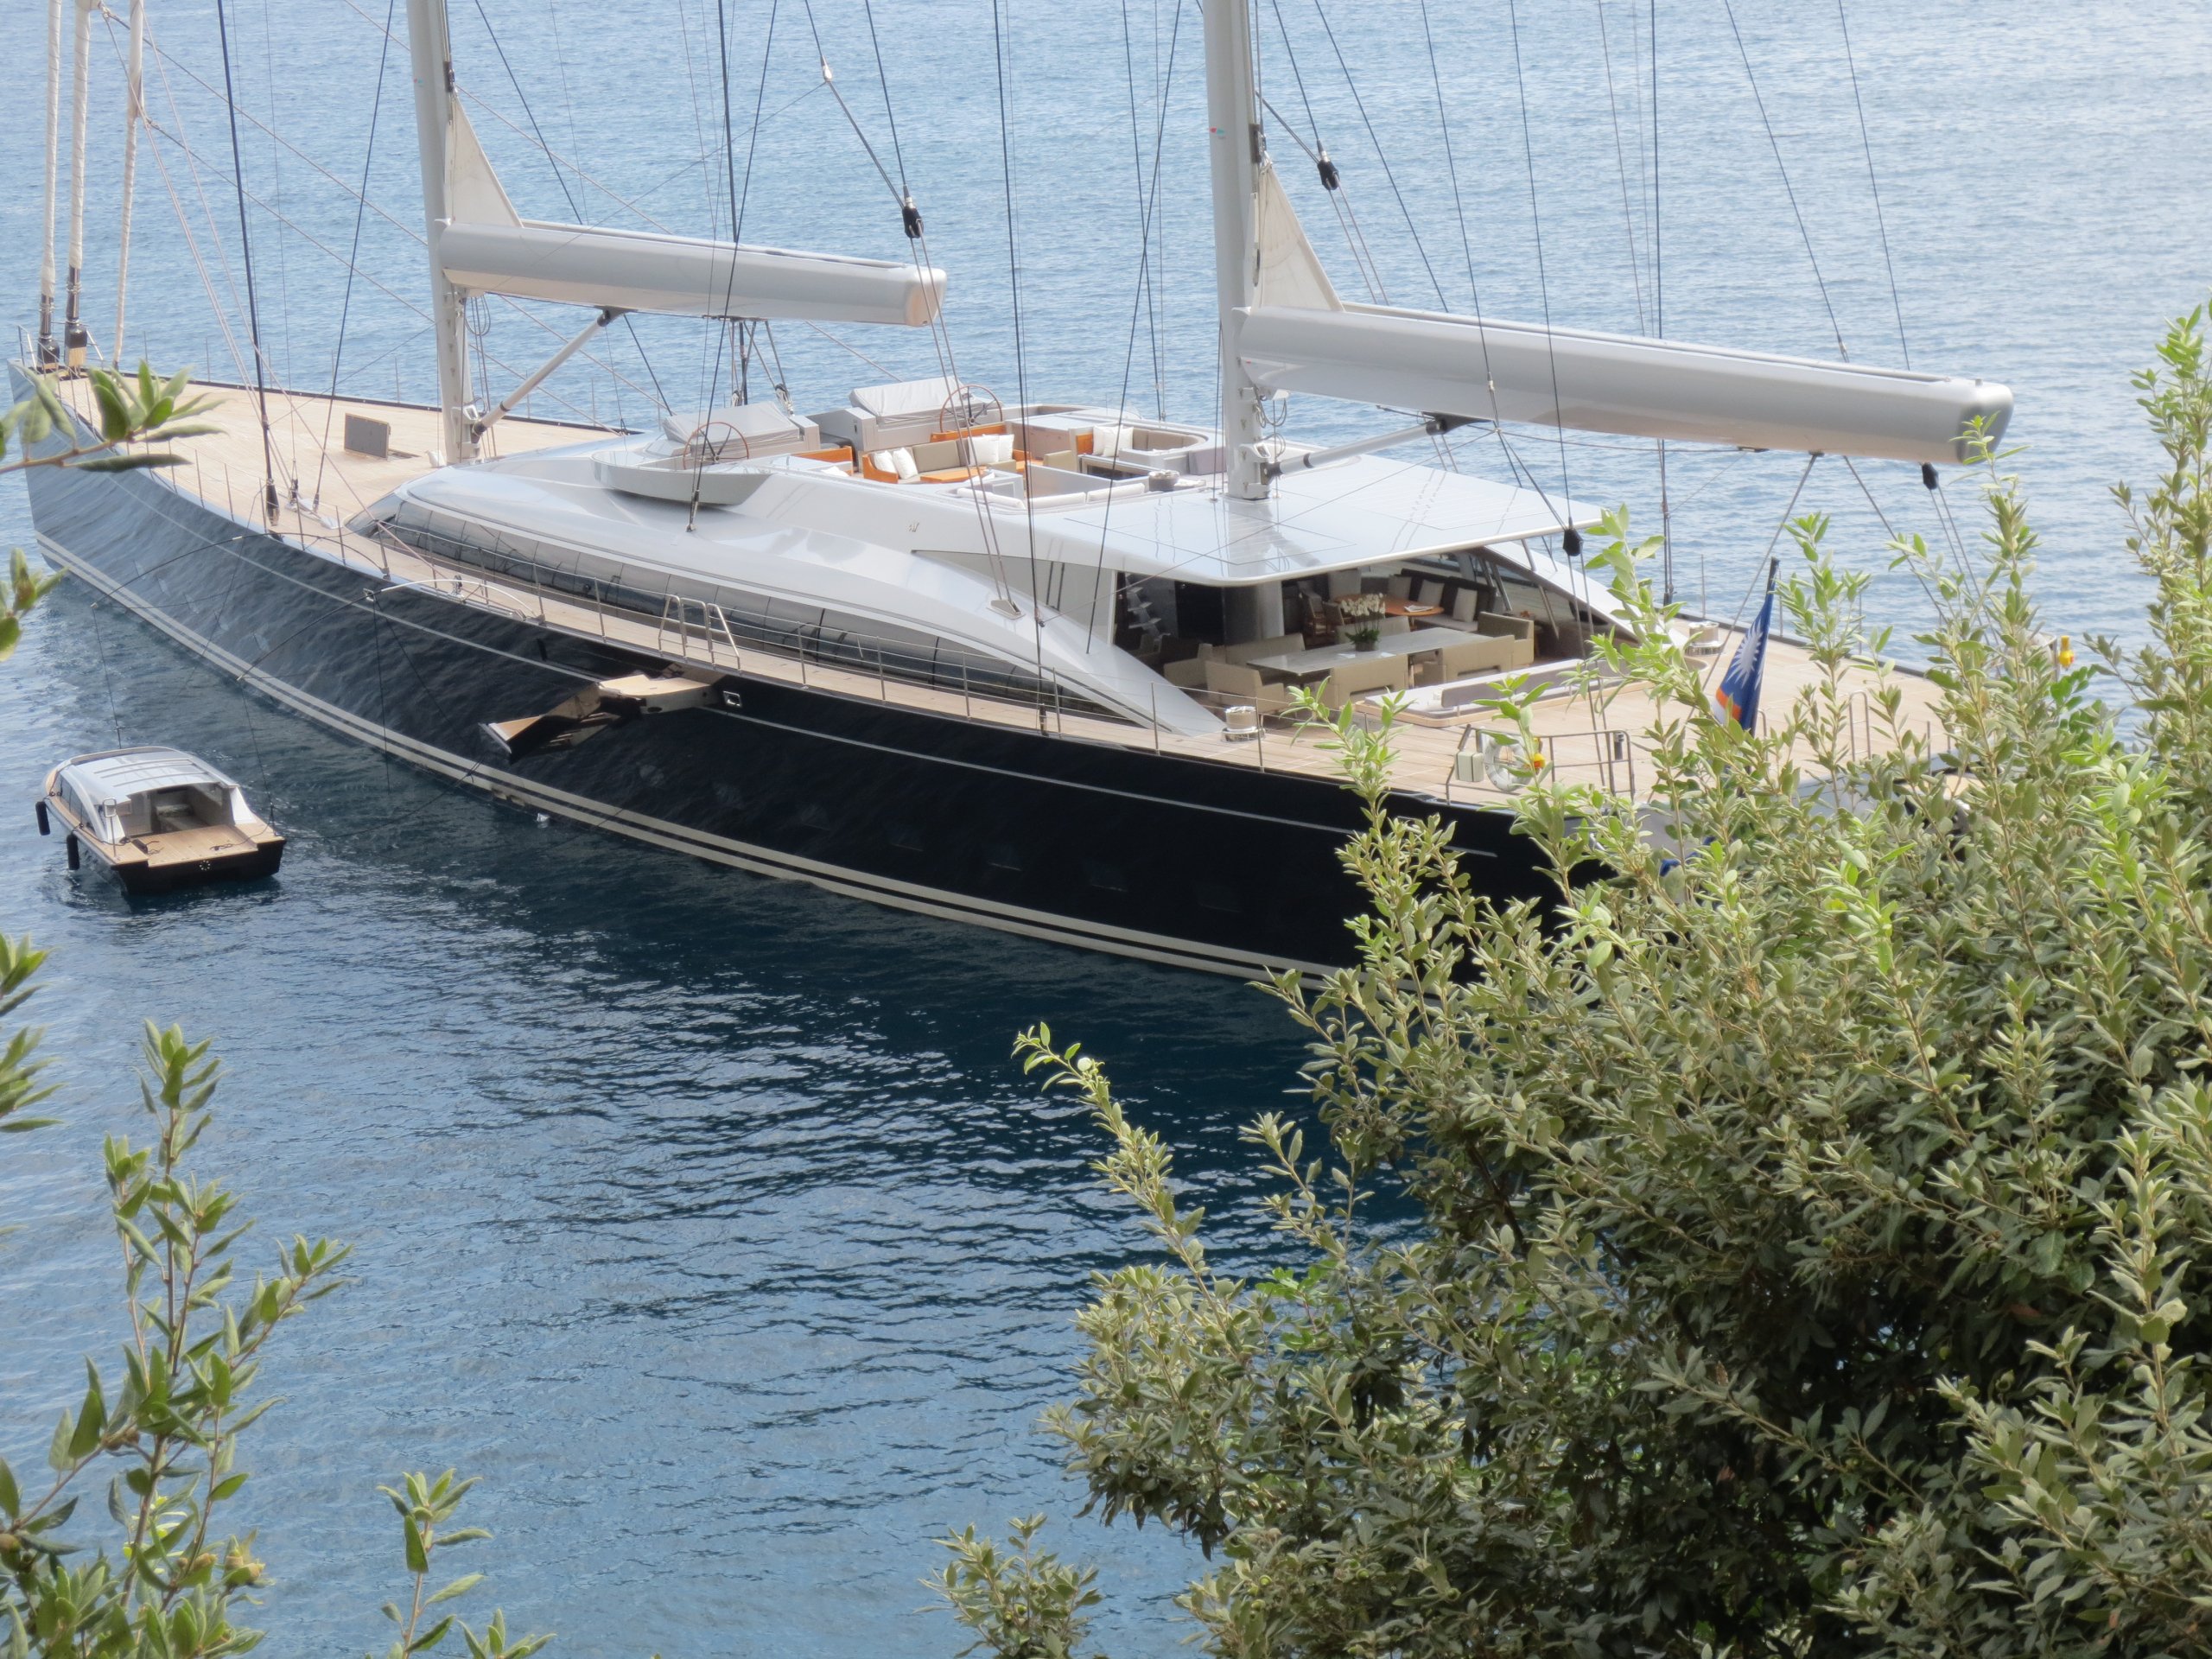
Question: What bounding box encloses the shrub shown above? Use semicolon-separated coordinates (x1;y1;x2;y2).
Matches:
944;308;2212;1658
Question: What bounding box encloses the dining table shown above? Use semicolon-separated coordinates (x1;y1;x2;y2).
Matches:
1247;625;1482;681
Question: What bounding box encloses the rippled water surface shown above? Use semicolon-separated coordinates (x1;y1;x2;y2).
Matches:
4;2;2212;1653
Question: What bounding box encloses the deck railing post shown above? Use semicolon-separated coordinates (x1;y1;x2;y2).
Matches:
962;662;971;719
1151;685;1160;754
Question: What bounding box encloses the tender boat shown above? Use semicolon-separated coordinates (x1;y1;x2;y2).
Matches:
38;747;285;893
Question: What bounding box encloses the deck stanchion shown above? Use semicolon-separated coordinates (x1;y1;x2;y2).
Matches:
962;663;971;719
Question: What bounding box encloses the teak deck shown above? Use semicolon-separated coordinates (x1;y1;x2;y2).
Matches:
65;378;1948;808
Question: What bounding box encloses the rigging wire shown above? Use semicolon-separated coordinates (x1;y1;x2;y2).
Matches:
313;0;396;509
1306;0;1448;308
1418;0;1480;315
1084;0;1188;652
800;319;897;378
668;0;721;409
1721;0;1847;359
39;0;61;365
860;0;915;205
1593;0;1645;334
1502;0;1574;518
1120;0;1166;416
1840;454;1943;613
989;0;1050;708
734;2;777;245
802;2;904;209
1263;0;1384;302
1253;95;1383;302
711;0;748;374
340;0;696;229
257;0;296;408
1646;0;1677;604
144;30;255;387
211;0;279;517
113;0;147;363
130;33;663;423
1837;0;1909;365
467;0;670;411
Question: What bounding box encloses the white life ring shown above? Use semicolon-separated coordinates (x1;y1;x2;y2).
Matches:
1480;732;1547;793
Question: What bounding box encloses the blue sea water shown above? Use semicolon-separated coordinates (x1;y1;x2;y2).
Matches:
3;3;2209;1654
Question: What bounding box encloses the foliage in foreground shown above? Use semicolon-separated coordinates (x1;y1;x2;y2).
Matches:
0;1015;548;1659
942;308;2212;1658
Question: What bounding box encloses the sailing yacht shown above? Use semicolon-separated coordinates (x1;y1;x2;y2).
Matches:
12;0;2008;976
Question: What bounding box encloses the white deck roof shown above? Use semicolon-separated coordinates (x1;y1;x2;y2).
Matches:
61;747;235;806
1034;453;1599;586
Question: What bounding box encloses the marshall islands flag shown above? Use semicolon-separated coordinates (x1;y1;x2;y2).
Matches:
1713;561;1778;733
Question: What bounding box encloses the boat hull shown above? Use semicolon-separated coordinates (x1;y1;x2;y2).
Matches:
15;376;1553;976
107;840;287;895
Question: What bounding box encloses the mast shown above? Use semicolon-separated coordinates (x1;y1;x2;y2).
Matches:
113;0;146;365
1203;0;1267;500
404;0;477;462
37;0;62;367
64;0;93;371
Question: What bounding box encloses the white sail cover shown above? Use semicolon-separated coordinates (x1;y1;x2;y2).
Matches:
435;105;944;327
1239;162;2010;467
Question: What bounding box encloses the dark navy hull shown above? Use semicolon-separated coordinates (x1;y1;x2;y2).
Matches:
16;390;1549;976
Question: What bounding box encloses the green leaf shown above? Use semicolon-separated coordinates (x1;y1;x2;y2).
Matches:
404;1513;429;1575
0;1454;17;1517
70;453;187;473
91;375;127;442
426;1574;484;1605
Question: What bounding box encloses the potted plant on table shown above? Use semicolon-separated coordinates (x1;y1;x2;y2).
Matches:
1338;591;1386;651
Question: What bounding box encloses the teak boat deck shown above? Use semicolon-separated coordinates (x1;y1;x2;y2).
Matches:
64;378;1948;810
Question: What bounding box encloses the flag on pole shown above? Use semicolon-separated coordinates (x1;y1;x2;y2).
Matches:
1713;561;1778;733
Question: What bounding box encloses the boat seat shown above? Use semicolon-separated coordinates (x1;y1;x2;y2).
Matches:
863;447;920;482
1202;658;1294;715
660;402;820;459
1163;657;1210;689
1320;655;1409;711
850;375;961;423
1434;634;1521;679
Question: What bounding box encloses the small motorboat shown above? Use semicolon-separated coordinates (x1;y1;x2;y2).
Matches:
37;747;284;893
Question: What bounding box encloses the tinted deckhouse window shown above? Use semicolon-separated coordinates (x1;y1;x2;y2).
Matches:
367;505;1116;721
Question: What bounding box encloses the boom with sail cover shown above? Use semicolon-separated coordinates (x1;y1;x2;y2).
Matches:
1236;161;2011;469
435;103;944;328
